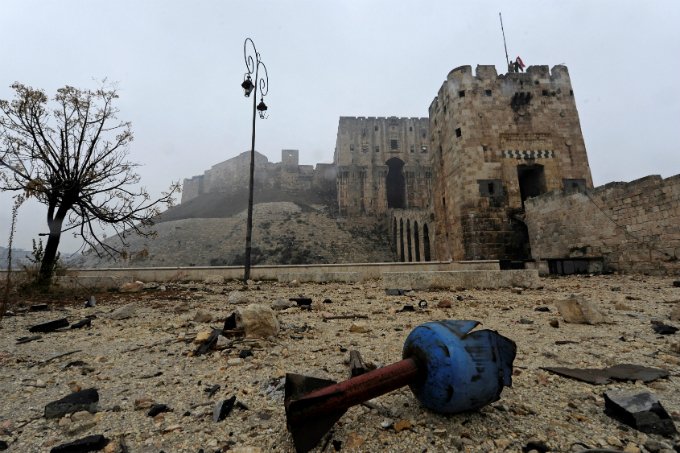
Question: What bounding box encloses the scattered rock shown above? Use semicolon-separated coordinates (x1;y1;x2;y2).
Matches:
534;306;550;312
437;300;452;308
228;291;251;305
107;303;136;320
673;281;680;288
133;397;154;410
193;309;213;323
49;434;108;452
385;289;406;296
289;279;301;287
271;299;296;310
615;302;632;311
289;297;312;307
236;304;279;338
669;305;680;322
349;322;370;333
119;281;144;293
519;318;534;325
0;440;7;451
543;364;669;385
393;419;413;433
344;432;365;449
511;287;523;295
30;303;49;311
194;330;213;344
29;318;69;333
85;296;96;308
556;295;604;324
45;388;99;419
549;319;559;328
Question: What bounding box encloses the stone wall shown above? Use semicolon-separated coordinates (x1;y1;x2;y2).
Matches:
335;116;433;216
181;150;334;204
389;209;436;263
429;64;593;261
525;174;680;275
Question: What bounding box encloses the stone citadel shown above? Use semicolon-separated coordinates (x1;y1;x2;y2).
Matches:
172;63;677;275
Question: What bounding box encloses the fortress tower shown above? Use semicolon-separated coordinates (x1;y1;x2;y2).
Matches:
429;64;593;262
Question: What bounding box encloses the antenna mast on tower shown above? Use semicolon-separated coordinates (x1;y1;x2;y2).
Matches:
499;12;510;68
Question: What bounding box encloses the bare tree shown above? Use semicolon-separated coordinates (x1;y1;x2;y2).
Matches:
0;82;179;285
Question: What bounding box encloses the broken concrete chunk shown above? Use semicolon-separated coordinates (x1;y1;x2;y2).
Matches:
107;303;136;320
555;295;604;324
30;303;49;311
228;291;251;305
385;289;406;296
45;388;99;419
604;390;677;437
29;318;69;333
349;322;370;333
543;364;669;385
194;328;222;356
271;299;296;310
193;309;213;323
213;396;237;422
236;304;279;339
119;281;144;293
289;297;312;307
49;434;108;452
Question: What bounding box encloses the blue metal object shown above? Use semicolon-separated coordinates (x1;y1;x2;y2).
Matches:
402;320;516;413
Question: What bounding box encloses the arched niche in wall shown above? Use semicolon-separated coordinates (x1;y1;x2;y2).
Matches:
385;157;406;209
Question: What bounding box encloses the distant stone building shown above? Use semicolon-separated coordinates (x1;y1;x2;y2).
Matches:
429;64;593;262
334;116;436;262
181;149;336;204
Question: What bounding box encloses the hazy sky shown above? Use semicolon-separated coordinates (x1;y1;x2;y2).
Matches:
1;0;679;253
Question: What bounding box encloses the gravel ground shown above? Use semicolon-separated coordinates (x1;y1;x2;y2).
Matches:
1;274;679;452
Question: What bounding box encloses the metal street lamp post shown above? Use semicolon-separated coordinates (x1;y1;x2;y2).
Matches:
241;38;269;282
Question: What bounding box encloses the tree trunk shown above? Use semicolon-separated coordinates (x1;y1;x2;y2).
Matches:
38;215;65;286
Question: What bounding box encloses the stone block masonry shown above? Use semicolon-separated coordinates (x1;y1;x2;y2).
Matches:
525;174;680;275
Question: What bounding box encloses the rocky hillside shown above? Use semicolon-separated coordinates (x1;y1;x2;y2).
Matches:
73;202;394;268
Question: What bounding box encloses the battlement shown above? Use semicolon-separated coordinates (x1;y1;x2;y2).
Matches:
339;116;428;123
431;64;575;114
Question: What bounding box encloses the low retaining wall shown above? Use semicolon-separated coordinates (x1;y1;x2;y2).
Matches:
2;260;501;288
382;269;540;290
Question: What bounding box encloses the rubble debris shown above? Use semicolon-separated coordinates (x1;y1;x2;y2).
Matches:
193;329;221;356
322;314;369;321
49;434;109;453
0;440;7;451
393;419;413;433
119;281;144;293
227;291;251;305
543;364;669;384
29;303;49;311
193;309;213;323
70;319;92;329
107;303;136;320
604;390;678;437
323;298;333;304
236;304;279;339
29;318;69;333
84;296;96;308
418;300;428;308
651;320;678;335
204;384;220;398
271;299;296;310
385;289;406;296
348;350;368;377
549;319;560;328
289;297;312;307
348;322;370;333
437;300;452;308
534;306;550;312
556;295;604;324
147;404;172;417
16;335;42;344
223;312;237;331
673;281;680;288
239;349;253;359
284;320;516;453
521;440;549;453
397;305;415;313
213;396;237;422
670;305;680;321
44;388;99;419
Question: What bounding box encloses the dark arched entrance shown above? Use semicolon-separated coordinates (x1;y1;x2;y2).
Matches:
414;221;421;261
386;158;406;209
423;223;431;261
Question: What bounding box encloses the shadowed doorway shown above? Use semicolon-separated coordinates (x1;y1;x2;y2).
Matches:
517;164;546;207
386;158;406;209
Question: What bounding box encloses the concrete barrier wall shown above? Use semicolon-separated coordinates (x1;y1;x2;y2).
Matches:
382;269;540;290
1;260;500;288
